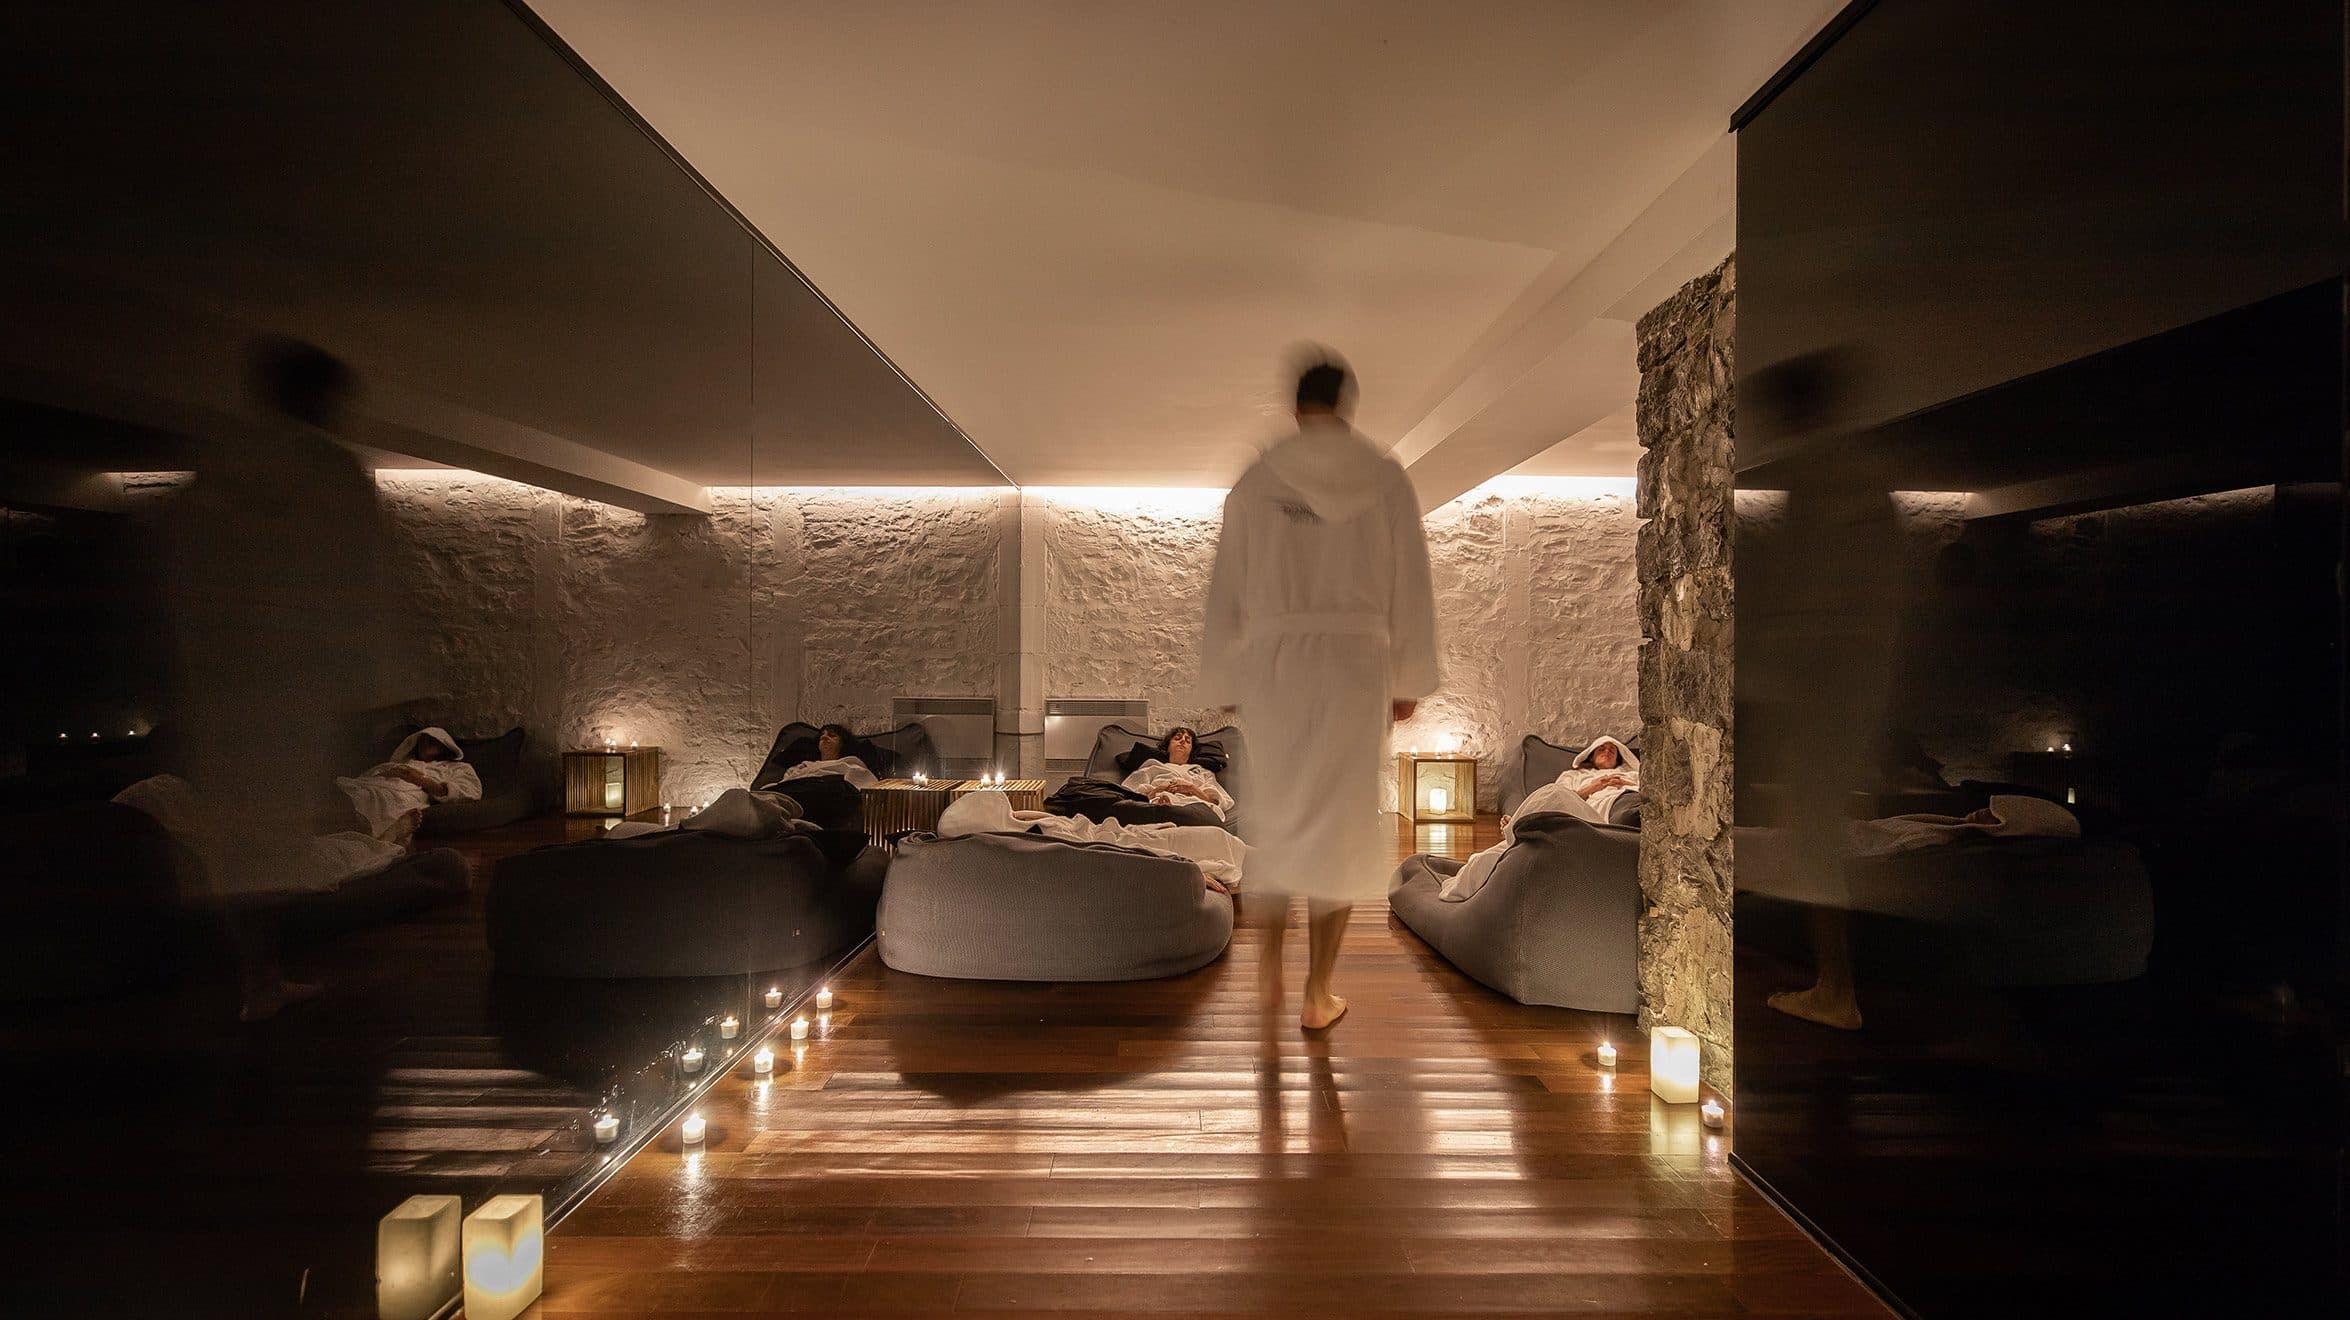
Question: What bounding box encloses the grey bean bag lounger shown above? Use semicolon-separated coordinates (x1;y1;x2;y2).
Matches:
879;830;1233;981
489;828;885;978
1389;813;1640;1013
1059;723;1247;832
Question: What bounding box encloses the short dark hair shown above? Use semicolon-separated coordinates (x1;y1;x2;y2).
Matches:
1295;360;1349;411
246;334;355;427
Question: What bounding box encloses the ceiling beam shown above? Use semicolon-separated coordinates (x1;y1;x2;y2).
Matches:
359;384;710;516
1395;138;1738;511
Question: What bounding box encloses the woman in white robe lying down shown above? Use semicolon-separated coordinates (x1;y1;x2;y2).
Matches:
936;788;1247;892
776;723;881;789
1119;727;1235;819
335;728;481;848
1550;736;1640;824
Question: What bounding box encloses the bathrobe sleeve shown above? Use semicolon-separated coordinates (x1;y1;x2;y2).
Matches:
1196;486;1250;707
1385;466;1441;700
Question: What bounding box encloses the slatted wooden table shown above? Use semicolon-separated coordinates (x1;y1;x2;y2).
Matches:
948;777;1047;813
860;779;957;845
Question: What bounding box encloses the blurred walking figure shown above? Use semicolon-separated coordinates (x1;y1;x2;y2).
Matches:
1201;355;1439;1030
165;336;394;1018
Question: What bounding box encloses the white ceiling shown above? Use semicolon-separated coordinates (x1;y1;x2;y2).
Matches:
530;0;1838;494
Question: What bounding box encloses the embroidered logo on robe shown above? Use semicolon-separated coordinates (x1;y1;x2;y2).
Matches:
1276;501;1321;524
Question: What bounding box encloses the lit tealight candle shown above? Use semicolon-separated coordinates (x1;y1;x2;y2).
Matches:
1701;1099;1726;1130
680;1046;704;1073
1596;1041;1617;1069
815;987;834;1011
680;1113;705;1145
630;739;639;749
752;1047;774;1076
1429;787;1450;814
763;986;783;1009
790;1016;810;1041
592;1113;619;1144
719;1015;739;1039
2061;741;2073;754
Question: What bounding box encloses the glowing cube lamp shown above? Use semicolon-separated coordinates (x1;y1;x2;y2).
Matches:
376;1194;462;1320
462;1194;545;1320
1649;1026;1701;1104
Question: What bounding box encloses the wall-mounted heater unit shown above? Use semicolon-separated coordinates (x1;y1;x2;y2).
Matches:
892;697;997;779
1044;698;1151;780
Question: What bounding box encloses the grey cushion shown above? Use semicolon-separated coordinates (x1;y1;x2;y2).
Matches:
1082;723;1246;801
1389;813;1640;1012
488;829;883;978
879;831;1232;982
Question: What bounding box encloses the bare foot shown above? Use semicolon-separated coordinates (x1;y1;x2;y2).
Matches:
1768;985;1862;1030
1301;992;1349;1031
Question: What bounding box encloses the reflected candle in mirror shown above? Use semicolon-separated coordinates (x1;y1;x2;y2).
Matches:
680;1113;705;1144
790;1016;810;1041
752;1047;774;1076
763;986;782;1009
719;1015;739;1039
592;1113;618;1144
815;987;834;1011
680;1047;704;1073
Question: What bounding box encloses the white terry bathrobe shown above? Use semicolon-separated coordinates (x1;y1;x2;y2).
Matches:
336;728;481;842
1199;415;1439;903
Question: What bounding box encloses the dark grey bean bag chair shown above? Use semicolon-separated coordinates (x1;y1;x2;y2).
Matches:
753;720;938;789
1065;723;1246;832
414;726;537;836
487;828;884;978
1389;813;1640;1012
879;830;1232;982
1494;732;1641;815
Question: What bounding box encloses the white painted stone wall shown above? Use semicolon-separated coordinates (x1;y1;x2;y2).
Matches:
376;475;1000;808
380;476;1640;814
1041;485;1641;811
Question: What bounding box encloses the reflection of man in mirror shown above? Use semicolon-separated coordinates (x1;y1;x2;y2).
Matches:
166;335;395;1019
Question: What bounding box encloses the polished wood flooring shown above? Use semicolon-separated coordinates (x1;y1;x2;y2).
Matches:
533;818;1887;1317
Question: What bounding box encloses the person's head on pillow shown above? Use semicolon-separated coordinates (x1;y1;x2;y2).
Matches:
1163;727;1196;766
816;724;852;761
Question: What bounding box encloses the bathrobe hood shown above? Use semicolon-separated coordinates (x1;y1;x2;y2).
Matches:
388;727;464;763
1572;736;1639;772
1256;416;1389;525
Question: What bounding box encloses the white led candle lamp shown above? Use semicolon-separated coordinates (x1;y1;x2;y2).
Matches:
752;1047;774;1076
1649;1026;1701;1104
763;986;783;1009
815;986;834;1011
680;1113;706;1144
592;1113;619;1144
1701;1099;1726;1130
680;1046;704;1073
377;1194;462;1320
1595;1041;1617;1069
461;1195;544;1320
719;1015;739;1039
790;1016;810;1041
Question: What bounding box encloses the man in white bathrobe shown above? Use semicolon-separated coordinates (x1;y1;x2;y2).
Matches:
1200;357;1440;1029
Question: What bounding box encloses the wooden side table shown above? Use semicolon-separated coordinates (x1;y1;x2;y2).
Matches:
564;747;661;817
862;778;956;845
1397;753;1476;824
951;779;1047;814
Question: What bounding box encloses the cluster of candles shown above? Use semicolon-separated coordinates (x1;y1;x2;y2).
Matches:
62;731;141;739
978;771;1008;786
1601;1028;1729;1129
377;1193;543;1320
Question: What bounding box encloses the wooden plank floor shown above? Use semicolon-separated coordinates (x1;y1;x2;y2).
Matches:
534;819;1887;1317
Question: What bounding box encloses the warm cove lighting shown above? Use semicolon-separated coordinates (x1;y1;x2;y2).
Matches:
461;1194;544;1320
1029;486;1230;513
1467;475;1638;501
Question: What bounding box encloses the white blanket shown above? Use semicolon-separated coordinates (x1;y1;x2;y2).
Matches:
335;728;482;841
1850;794;2081;857
117;773;408;892
1120;759;1234;819
937;790;1247;891
778;756;879;789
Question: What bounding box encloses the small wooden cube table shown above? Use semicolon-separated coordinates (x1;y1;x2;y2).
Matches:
1396;753;1476;824
950;779;1047;814
564;746;661;818
861;778;956;846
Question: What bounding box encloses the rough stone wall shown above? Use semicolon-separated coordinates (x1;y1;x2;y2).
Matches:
375;477;1000;808
1041;489;1639;809
1633;256;1736;1093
